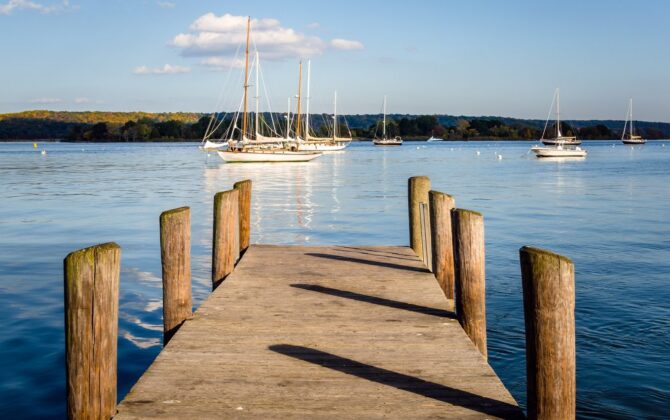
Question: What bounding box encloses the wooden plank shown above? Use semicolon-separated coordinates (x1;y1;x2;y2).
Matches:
116;245;521;419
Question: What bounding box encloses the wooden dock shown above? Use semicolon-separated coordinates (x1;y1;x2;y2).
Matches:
65;177;576;419
114;245;522;419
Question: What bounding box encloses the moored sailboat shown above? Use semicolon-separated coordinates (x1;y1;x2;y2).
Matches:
541;89;581;146
216;17;321;163
532;89;586;158
373;96;402;146
296;61;351;152
621;98;646;145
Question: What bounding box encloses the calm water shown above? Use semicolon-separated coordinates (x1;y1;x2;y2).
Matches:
1;141;669;418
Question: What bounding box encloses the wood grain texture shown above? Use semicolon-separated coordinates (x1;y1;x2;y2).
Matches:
160;207;192;345
520;246;575;420
429;190;456;299
233;179;252;253
116;245;521;419
64;242;120;420
212;189;239;290
452;209;487;360
408;176;431;261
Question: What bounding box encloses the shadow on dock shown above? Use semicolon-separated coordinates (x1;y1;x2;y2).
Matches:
305;252;430;273
291;283;454;318
269;344;523;419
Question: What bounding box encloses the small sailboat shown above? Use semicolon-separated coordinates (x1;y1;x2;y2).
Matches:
216;17;321;163
541;89;581;146
532;89;586;158
373;96;402;146
621;98;646;145
296;61;351;152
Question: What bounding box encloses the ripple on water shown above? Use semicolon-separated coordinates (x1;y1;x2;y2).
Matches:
0;141;669;417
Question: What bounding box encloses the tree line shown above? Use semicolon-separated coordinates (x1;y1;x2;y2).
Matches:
1;111;668;141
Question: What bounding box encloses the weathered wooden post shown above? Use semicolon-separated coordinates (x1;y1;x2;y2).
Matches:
429;190;456;298
212;189;240;289
520;246;576;420
64;242;120;420
234;179;252;254
452;209;487;359
408;176;431;262
160;207;192;345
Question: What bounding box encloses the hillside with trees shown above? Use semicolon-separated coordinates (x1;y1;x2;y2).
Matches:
0;110;668;141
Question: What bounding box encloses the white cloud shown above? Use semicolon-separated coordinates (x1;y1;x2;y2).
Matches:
330;38;364;50
133;64;191;75
0;0;71;15
171;13;326;61
74;97;90;104
200;56;245;70
30;97;62;104
156;0;174;8
307;22;320;29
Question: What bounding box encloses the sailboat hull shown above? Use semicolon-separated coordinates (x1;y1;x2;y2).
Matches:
373;138;403;146
531;146;587;158
296;142;349;152
217;150;322;162
622;139;646;144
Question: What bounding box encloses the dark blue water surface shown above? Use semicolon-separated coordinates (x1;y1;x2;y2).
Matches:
1;141;668;418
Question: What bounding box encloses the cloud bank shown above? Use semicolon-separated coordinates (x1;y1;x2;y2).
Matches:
0;0;71;15
171;13;364;68
133;64;191;75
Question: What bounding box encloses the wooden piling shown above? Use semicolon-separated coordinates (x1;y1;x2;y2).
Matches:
520;246;576;420
212;189;240;289
408;176;431;261
234;179;252;253
64;242;120;420
160;207;192;345
429;190;456;298
452;209;487;359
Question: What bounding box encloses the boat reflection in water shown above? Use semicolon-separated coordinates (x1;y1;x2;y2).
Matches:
203;160;320;244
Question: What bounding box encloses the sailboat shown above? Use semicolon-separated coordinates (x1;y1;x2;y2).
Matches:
295;61;351;152
541;89;581;146
216;17;322;163
532;89;586;158
621;98;646;145
373;96;403;146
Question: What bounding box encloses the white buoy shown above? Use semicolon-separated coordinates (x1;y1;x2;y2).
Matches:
497;154;503;160
41;150;47;155
476;150;481;156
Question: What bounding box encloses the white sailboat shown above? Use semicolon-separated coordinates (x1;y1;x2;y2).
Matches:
296;61;351;152
532;89;586;158
373;96;403;146
541;89;581;146
621;98;646;145
216;17;321;163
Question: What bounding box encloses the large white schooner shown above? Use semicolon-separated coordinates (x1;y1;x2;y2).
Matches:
214;17;322;163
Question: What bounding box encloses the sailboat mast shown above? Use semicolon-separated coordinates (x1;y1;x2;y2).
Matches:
241;16;250;140
556;88;561;137
305;60;311;141
255;51;260;138
286;97;291;140
333;91;338;139
630;98;634;137
383;95;387;139
296;61;303;139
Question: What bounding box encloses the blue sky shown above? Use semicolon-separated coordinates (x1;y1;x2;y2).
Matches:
1;0;669;120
